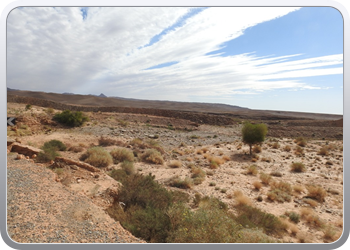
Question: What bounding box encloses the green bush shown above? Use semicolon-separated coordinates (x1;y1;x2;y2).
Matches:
79;147;113;168
235;204;286;236
36;147;60;162
120;161;135;175
53;110;89;127
110;147;134;163
43;139;67;151
242;122;268;155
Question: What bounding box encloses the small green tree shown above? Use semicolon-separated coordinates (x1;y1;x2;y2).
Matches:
53;110;89;127
242;122;268;155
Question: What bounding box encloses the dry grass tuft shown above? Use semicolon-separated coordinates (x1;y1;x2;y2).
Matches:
110;147;134;164
246;165;258;176
168;160;182;168
290;162;306;172
260;172;272;185
303;198;319;207
293;185;305;193
306;185;327;202
140;149;164;165
253;145;262;153
252;181;263;190
234;190;252;206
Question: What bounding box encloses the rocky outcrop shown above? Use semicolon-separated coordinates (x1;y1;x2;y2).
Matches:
54;157;101;173
8;140;42;157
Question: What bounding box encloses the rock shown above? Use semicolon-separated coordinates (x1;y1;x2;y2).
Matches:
55;157;100;172
16;154;25;160
326;209;332;214
148;134;159;139
31;154;37;159
10;142;42;157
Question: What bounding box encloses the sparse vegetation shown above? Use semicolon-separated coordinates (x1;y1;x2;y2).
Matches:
246;165;258;175
110;147;134;163
306;185;327;202
168;160;182;168
260;172;272;185
79;147;113;168
53;110;89;127
290;162;306;172
140;149;164;165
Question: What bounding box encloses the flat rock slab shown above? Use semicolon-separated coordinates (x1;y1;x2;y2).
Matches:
9;142;42;157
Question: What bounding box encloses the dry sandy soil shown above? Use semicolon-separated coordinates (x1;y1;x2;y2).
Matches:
7;102;344;244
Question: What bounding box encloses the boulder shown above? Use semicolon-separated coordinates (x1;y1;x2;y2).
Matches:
54;157;101;172
10;142;42;157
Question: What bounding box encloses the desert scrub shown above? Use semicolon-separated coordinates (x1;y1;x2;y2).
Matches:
283;145;291;152
107;171;189;242
167;176;194;189
290;162;306;172
294;146;304;156
43;139;67;151
306;185;327;202
270;171;282;177
191;166;206;185
36;146;60;162
79;147;113;168
120;161;136;175
294;137;307;147
253;145;262;153
53;110;89;127
271;142;280;149
303;198;318;207
140;149;164;165
98;136;122;146
285;211;300;223
36;139;66;162
235;204;286;236
234;190;252;206
166;202;245;243
168;160;182;168
110;147;134;163
246;165;258;175
267;181;292;203
252;181;263;190
259;172;272;185
300;207;324;228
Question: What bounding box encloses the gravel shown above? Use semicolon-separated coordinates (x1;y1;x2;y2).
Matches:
7;153;145;243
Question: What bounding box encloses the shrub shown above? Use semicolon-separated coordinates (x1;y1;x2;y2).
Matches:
246;165;258;175
300;207;324;228
242;122;268;155
167;176;193;189
285;211;300;223
43;139;67;151
168;160;182;168
110;147;134;163
295;137;307;147
283;145;291;152
46;107;54;114
191;166;206;185
166;202;243;243
267;181;292;203
253;145;262;153
260;172;272;185
293;185;304;193
252;181;262;190
140;149;164;165
270;171;282;177
306;185;327;202
318;146;329;156
272;142;280;149
303;198;318;207
235;204;286;236
234;190;252;206
36;146;60;162
294;146;304;156
290;162;306;172
25;104;32;110
79;147;113;168
98;136;121;146
120;161;135;175
53;110;89;127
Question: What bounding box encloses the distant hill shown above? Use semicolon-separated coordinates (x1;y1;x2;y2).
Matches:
6;88;342;120
6;89;249;113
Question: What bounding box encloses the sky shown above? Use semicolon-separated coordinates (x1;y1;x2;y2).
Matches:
6;6;343;114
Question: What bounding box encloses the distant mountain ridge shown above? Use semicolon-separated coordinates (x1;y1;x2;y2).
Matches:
6;88;342;120
6;88;250;113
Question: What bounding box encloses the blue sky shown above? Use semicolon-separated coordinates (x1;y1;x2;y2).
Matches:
7;7;343;114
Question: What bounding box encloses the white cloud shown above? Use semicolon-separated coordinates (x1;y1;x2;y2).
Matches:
7;7;342;102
